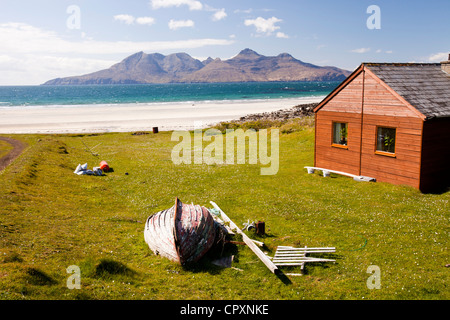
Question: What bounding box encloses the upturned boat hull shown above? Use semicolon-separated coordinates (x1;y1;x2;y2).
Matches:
144;198;217;264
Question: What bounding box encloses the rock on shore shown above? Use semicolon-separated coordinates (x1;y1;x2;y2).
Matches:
236;103;318;123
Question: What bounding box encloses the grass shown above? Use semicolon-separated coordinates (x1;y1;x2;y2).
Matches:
0;121;448;300
212;116;315;134
0;139;14;159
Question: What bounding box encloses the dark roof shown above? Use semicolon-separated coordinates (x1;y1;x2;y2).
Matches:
365;63;450;119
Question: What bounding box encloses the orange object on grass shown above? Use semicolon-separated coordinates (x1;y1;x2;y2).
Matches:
100;160;109;172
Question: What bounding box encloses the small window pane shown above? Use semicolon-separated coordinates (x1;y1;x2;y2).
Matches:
377;127;396;153
333;122;348;146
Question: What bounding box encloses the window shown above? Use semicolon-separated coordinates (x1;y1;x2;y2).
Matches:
376;127;396;155
332;122;348;147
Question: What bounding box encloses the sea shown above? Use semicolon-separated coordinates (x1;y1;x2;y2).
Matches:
0;81;338;108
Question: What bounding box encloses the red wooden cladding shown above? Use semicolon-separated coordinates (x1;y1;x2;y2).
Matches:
313;64;447;191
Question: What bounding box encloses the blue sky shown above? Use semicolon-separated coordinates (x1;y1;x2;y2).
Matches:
0;0;449;85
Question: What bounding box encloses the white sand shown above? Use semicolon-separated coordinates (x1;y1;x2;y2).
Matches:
0;97;322;134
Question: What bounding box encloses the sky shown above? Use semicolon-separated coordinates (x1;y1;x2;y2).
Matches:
0;0;449;85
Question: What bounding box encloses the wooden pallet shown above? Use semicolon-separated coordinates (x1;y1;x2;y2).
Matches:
271;246;336;271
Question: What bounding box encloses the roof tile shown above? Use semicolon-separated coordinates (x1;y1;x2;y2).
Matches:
365;63;450;119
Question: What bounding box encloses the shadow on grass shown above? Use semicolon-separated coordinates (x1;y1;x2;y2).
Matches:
182;243;294;285
422;185;450;195
25;267;57;286
182;242;240;275
301;252;341;276
94;258;137;278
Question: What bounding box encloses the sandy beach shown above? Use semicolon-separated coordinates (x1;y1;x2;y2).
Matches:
0;97;322;134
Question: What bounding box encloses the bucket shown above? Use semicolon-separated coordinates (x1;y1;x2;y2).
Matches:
153;127;159;133
100;160;109;172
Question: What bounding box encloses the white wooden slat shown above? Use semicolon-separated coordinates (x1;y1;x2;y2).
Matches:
274;257;335;261
274;254;305;259
276;247;335;251
272;245;336;269
274;258;335;263
210;201;279;274
275;251;332;255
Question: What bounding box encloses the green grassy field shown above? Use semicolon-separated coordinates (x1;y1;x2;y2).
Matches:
0;121;448;300
0;140;13;159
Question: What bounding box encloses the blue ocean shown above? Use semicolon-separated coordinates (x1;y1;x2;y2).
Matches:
0;82;338;107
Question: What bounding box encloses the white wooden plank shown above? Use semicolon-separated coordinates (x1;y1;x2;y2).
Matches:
304;166;375;182
274;258;335;263
250;239;265;247
276;248;336;251
304;166;357;178
210;201;279;274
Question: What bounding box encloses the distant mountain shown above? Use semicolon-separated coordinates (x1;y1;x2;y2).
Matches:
42;49;351;85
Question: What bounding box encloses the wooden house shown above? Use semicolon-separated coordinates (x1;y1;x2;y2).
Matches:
313;56;450;192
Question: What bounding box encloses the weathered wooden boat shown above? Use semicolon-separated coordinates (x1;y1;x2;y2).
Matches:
144;198;217;265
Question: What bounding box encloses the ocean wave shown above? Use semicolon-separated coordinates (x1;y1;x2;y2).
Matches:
1;95;325;110
0;82;335;108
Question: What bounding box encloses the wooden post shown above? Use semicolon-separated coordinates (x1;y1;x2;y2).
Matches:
256;221;265;236
210;202;279;274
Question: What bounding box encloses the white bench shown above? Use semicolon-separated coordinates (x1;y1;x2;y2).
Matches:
305;166;376;182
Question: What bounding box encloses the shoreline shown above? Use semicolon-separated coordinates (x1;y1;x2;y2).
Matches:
0;97;322;134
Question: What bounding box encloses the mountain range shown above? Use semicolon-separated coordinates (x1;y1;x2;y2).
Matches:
42;49;351;85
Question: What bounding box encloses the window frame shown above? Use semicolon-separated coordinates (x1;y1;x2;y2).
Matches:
375;126;397;157
331;121;348;149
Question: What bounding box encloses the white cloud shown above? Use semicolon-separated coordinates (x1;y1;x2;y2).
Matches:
114;15;156;26
113;14;135;25
0;23;232;55
234;9;253;14
376;49;393;54
151;0;203;11
0;22;234;84
428;52;449;62
168;19;195;30
276;32;289;39
244;17;282;36
351;47;371;53
136;17;156;26
0;54;116;85
212;8;227;21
